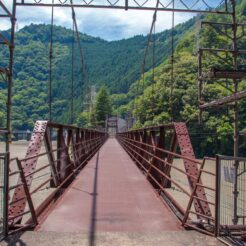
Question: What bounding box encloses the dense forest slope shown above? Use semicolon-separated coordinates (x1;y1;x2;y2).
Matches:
115;0;246;156
0;17;195;129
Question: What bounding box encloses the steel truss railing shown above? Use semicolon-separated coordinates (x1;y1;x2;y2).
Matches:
4;121;108;235
15;0;231;14
117;123;217;235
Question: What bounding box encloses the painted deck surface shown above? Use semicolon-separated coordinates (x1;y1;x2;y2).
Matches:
37;138;181;233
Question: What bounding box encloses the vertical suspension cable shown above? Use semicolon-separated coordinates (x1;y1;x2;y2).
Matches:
70;0;87;124
133;64;145;123
133;76;138;121
198;18;203;124
135;0;159;124
71;20;75;125
49;0;54;123
141;63;145;93
169;0;175;121
152;23;156;89
151;22;156;118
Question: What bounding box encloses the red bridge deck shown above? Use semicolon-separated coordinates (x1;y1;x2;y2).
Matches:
37;138;181;233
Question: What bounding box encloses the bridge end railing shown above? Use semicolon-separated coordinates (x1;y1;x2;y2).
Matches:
5;121;108;235
117;123;216;235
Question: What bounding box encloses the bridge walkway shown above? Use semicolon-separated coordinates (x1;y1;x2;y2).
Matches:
36;138;181;233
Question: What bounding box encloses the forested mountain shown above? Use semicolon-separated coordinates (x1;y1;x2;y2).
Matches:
0;17;196;129
114;0;246;156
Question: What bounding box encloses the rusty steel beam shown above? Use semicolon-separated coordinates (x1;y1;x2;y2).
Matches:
173;123;211;217
0;2;13;17
9;121;48;224
15;0;230;14
200;90;246;109
204;68;246;80
200;48;246;54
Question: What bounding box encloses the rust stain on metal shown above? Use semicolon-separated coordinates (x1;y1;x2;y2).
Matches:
9;121;48;224
174;122;212;217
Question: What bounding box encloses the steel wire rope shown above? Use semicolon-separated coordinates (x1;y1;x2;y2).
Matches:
71;20;75;125
134;0;160;124
48;0;54;123
169;0;175;121
151;22;156;120
70;0;88;124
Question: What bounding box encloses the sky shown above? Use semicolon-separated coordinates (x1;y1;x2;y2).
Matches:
0;0;223;41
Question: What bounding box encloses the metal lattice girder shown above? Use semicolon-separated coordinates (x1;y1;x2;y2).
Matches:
204;68;246;80
200;90;246;109
117;122;212;218
9;121;48;224
174;123;212;217
8;121;108;227
0;2;13;17
15;0;230;14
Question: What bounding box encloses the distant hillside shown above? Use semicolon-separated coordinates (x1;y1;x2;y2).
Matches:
0;17;196;129
116;0;246;157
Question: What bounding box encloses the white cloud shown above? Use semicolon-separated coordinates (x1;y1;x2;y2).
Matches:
1;1;195;40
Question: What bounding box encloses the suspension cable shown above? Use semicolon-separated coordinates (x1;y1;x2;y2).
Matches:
169;0;175;121
49;0;54;122
151;22;156;117
133;0;160;121
71;20;75;125
70;0;88;120
152;23;156;88
141;0;160;91
70;0;86;82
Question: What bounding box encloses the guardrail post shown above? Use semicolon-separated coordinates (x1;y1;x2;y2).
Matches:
163;130;177;188
16;159;38;226
57;127;72;181
2;153;9;238
44;130;59;187
215;155;220;237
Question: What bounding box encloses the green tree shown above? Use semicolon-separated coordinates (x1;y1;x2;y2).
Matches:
76;111;91;127
95;85;112;127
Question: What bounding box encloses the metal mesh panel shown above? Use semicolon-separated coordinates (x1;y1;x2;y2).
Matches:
0;154;6;238
217;156;246;243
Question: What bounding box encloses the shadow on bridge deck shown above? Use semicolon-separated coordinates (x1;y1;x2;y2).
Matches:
36;138;181;238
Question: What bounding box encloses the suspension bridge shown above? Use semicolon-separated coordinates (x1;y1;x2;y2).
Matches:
0;1;246;245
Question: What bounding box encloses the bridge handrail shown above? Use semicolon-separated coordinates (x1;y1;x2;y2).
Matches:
117;124;217;236
118;134;203;165
6;121;108;235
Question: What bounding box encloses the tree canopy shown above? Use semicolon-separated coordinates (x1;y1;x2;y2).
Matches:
95;85;112;127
